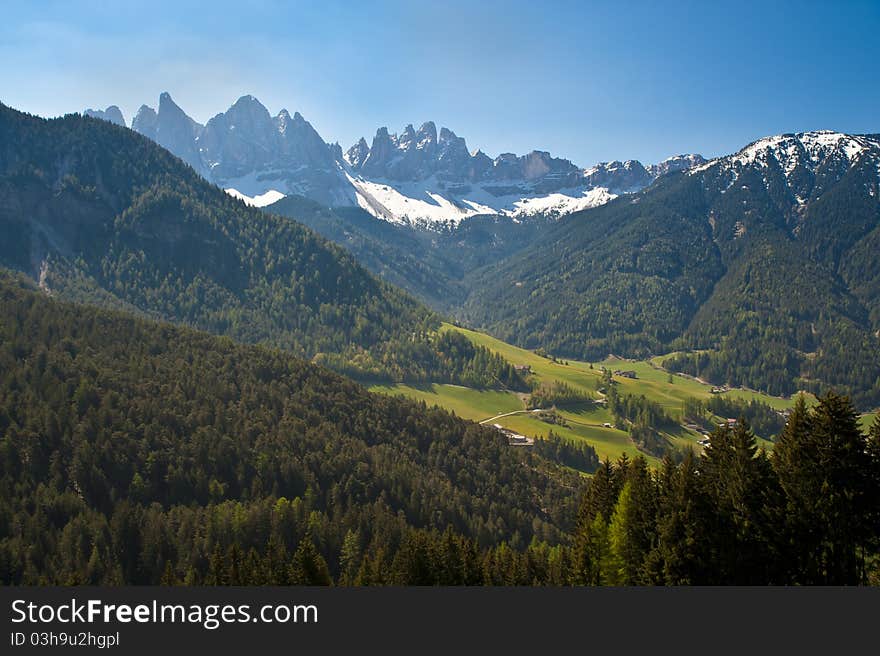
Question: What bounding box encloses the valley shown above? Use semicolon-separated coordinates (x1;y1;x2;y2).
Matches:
78;95;880;412
371;323;813;468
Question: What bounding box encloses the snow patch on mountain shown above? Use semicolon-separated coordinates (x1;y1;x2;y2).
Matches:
509;187;617;218
345;173;617;226
349;175;485;226
225;188;286;207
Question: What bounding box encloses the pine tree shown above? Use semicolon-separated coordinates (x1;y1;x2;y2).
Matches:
605;483;632;585
701;420;779;583
571;458;617;584
653;451;706;584
160;561;178;586
338;529;362;587
289;535;332;586
773;393;873;584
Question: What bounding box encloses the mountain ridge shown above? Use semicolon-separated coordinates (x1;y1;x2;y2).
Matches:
95;92;704;226
459;127;880;407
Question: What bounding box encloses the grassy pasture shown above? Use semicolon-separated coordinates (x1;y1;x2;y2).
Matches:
369;323;852;466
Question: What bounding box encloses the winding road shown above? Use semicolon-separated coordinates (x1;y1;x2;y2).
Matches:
479;409;543;424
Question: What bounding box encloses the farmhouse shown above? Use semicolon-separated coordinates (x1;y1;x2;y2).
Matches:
514;364;531;374
490;423;534;446
613;369;637;379
507;433;533;446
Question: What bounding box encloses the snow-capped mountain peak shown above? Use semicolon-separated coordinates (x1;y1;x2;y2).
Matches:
105;93;708;228
687;130;880;213
734;130;877;170
693;130;880;177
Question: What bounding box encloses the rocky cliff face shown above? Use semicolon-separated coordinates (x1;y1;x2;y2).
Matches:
84;105;126;127
347;122;580;186
647;153;707;178
132;93;204;172
127;93;354;206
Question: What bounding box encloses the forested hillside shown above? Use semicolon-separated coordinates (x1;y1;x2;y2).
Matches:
267;195;544;311
2;273;878;585
0;104;521;385
0;272;579;584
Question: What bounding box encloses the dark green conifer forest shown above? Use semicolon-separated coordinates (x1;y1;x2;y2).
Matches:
1;274;878;585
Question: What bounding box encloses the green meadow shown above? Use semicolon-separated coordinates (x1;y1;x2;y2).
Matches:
370;323;868;466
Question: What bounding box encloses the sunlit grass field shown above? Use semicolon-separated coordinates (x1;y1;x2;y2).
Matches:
370;323;870;465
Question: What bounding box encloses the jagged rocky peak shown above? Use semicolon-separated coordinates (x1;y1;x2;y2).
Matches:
130;93;203;169
437;127;468;153
360;127;397;177
582;159;652;193
151;92;204;171
521;151;554;180
399;123;417;148
345;137;370;168
196;94;337;185
416;121;437;147
274;108;292;133
131;105;158;139
328;142;344;162
157;92;202;131
274;108;315;136
648;153;707;177
208;94;274;145
227;94;271;120
438;126;463;144
83;105;126;127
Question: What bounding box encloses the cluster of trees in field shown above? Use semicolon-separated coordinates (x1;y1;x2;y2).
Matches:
316;329;528;389
681;394;786;440
533;432;599;474
430;331;529;390
526;380;592;410
602;372;674;457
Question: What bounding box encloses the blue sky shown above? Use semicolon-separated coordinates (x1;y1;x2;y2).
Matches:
1;0;878;165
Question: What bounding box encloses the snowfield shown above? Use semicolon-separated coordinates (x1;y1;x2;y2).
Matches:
225;188;286;207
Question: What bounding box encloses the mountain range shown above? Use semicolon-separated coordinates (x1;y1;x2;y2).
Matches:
0;102;473;383
57;98;880;408
460;130;880;406
90;93;705;226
